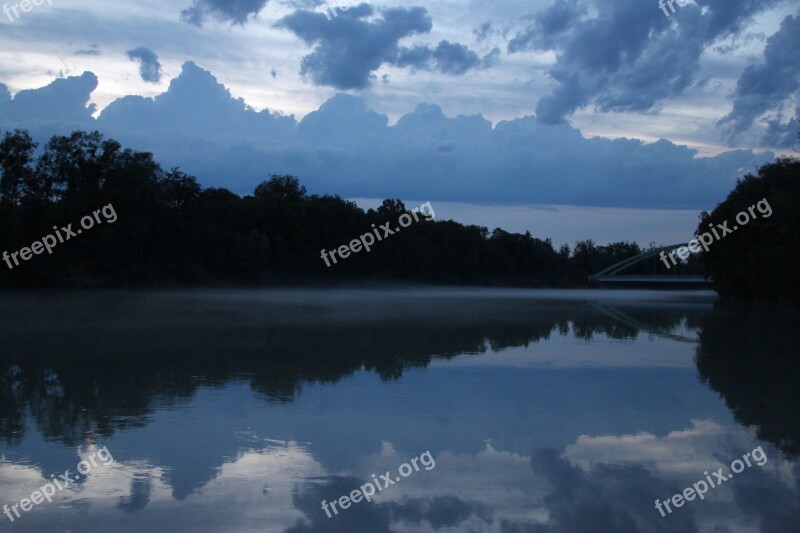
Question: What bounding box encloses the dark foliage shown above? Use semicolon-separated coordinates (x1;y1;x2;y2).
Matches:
696;158;800;304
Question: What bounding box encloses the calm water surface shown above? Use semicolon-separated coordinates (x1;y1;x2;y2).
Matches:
0;289;798;532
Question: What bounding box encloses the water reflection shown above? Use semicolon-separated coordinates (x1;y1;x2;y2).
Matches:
696;302;800;458
0;289;797;532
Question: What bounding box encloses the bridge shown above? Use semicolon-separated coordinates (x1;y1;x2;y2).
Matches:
593;303;701;343
589;244;711;285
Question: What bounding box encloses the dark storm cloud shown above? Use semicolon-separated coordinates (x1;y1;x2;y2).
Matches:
700;0;782;38
384;496;493;528
276;4;429;89
507;0;583;53
718;14;800;143
0;63;773;209
297;93;388;142
276;5;491;89
509;0;783;125
181;0;269;26
286;475;392;532
729;460;800;532
527;448;699;532
393;40;499;75
762;106;800;148
286;475;492;531
0;72;97;128
126;47;163;84
97;62;295;139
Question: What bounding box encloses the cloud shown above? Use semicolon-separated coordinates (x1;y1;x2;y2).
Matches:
718;14;800;143
473;21;494;42
508;0;783;125
287;475;392;532
530;448;699;532
117;473;153;513
712;31;766;56
387;496;493;529
730;463;800;532
98;61;295;140
297;93;387;142
0;72;97;132
393;40;500;75
0;441;325;530
0;63;774;210
126;46;163;84
276;5;490;90
507;0;583;53
73;44;101;56
276;4;429;90
287;473;492;531
761;106;800;148
181;0;269;26
472;20;510;44
540;420;800;532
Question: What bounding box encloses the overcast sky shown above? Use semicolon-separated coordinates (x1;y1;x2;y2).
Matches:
0;0;798;244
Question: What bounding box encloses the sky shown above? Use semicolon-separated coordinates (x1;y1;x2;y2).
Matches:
0;0;798;245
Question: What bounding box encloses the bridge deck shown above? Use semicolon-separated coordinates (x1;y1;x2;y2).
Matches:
594;275;711;283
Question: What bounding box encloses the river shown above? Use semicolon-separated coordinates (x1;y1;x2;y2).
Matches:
0;289;797;532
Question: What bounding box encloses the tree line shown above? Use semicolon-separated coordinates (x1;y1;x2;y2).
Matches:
0;129;650;288
1;128;795;301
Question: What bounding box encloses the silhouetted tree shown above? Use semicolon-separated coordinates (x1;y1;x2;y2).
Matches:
697;158;800;304
0;129;36;211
